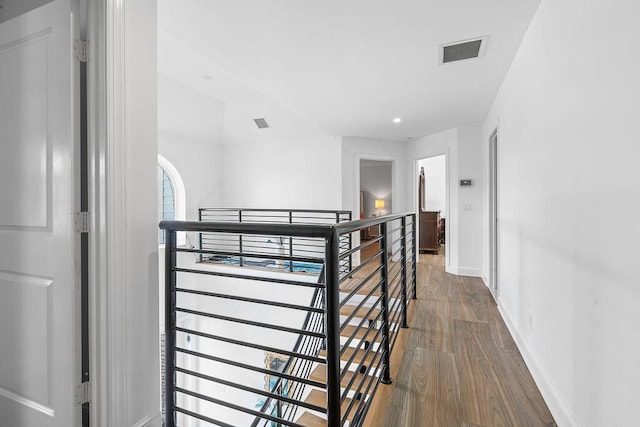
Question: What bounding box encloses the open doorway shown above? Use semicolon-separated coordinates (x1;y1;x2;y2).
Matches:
359;159;393;219
417;155;447;259
359;159;392;258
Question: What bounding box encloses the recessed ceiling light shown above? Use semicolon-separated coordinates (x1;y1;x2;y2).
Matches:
393;118;402;124
202;74;213;81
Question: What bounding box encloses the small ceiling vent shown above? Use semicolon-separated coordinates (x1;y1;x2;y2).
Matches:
253;118;270;129
439;36;488;64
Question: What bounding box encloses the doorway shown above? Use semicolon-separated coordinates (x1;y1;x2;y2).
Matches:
417;155;447;259
489;130;499;296
359;159;393;259
359;159;393;219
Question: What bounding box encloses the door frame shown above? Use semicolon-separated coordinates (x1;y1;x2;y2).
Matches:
356;157;396;218
87;1;161;426
488;128;499;298
412;149;451;270
353;153;400;265
86;0;127;425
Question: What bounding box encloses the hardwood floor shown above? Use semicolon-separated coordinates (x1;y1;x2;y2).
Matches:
364;247;556;427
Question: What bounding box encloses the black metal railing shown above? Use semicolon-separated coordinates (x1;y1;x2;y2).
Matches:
160;212;416;427
250;270;326;427
199;208;352;274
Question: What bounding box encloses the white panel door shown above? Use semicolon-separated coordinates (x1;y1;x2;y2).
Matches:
0;1;79;426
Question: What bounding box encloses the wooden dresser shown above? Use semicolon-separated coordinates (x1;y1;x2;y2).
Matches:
419;211;441;253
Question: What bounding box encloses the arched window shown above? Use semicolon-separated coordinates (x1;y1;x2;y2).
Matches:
158;155;186;245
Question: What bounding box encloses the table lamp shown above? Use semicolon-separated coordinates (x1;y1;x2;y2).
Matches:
374;199;385;216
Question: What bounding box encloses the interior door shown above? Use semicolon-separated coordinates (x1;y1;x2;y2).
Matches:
0;1;80;426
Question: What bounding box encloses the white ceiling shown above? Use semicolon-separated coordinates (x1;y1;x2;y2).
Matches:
158;0;540;140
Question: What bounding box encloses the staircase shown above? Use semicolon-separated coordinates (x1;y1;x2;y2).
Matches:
292;241;409;426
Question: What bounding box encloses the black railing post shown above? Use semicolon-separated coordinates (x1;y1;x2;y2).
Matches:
289;211;294;272
348;212;353;272
276;382;283;427
325;228;342;425
238;210;244;267
411;214;417;299
164;230;177;427
379;222;393;385
198;208;203;263
400;217;409;329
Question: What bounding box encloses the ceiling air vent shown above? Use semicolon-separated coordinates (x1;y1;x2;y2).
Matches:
253;118;270;129
439;36;488;64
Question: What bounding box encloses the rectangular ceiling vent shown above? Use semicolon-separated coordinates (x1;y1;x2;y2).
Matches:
253;118;270;129
439;36;488;64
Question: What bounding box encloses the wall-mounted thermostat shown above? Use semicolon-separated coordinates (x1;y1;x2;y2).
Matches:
460;179;472;186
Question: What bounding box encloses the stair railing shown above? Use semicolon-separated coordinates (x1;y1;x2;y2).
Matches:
198;208;352;273
160;212;416;427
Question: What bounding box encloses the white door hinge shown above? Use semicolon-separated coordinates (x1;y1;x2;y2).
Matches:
74;39;89;62
74;381;91;406
74;211;90;233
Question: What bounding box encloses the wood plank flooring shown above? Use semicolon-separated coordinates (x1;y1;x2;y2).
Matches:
363;247;556;427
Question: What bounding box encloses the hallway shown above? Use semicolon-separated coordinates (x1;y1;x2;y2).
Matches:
365;249;556;426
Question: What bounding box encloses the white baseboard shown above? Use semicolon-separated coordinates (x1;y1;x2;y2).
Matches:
481;276;490;288
133;411;162;427
445;265;482;277
496;300;579;427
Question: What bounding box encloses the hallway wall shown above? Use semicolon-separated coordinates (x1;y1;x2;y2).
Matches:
158;74;226;219
407;126;483;276
221;96;342;210
483;0;640;425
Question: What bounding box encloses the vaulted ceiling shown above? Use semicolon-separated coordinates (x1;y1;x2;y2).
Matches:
158;0;541;140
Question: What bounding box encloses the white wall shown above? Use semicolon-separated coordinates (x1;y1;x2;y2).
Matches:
158;74;225;220
482;0;640;425
221;96;342;209
360;161;392;218
222;135;342;209
342;137;407;219
417;155;446;217
456;125;483;275
407;126;483;276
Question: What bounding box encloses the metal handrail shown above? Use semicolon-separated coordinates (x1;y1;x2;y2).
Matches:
198;208;352;273
199;207;352;215
160;212;417;427
250;268;326;427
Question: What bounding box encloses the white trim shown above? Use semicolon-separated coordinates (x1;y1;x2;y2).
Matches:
87;0;129;425
481;275;491;290
354;152;402;217
446;265;482;277
0;386;54;418
157;154;186;222
158;154;186;245
412;149;452;273
497;300;579;427
105;0;129;423
488;126;500;300
132;411;162;427
353;152;402;266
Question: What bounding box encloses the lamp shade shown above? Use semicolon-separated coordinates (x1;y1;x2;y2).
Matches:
374;199;385;209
